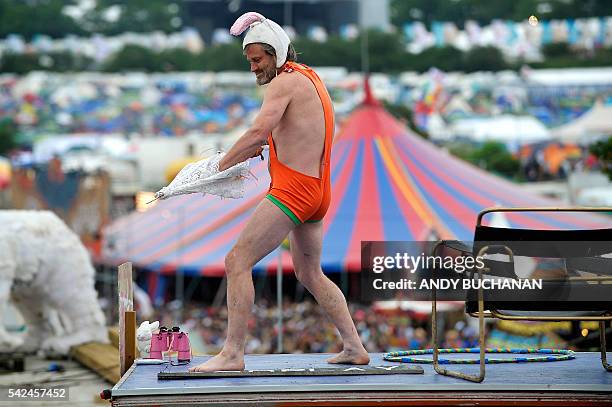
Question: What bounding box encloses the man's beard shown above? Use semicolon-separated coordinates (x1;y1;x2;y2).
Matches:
256;65;276;85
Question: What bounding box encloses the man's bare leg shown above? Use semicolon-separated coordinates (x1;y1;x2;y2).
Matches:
289;222;369;364
189;199;296;372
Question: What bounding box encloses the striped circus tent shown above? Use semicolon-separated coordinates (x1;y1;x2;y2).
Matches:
101;85;611;277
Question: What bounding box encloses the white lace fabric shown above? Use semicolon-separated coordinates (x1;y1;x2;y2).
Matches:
155;152;251;200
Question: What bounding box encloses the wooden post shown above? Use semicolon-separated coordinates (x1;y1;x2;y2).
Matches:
124;310;136;375
118;262;134;376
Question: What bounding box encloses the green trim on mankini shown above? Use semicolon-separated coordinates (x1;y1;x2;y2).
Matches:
266;194;301;225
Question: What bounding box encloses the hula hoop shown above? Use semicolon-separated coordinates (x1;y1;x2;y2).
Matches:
383;348;575;364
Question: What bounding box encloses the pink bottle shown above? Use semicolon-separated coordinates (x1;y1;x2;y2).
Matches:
149;327;169;359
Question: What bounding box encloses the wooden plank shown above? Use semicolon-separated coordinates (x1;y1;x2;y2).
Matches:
71;342;120;384
118;262;133;376
159;365;423;379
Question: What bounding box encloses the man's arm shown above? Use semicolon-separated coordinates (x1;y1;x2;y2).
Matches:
218;75;292;171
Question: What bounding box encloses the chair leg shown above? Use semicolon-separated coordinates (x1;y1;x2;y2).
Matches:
600;321;612;371
432;270;485;382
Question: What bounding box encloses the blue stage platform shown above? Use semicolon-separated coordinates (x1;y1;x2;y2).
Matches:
110;352;612;406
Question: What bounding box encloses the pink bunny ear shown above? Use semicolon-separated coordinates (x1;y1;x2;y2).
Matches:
230;12;265;36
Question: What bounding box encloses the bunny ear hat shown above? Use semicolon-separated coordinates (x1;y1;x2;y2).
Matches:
230;12;291;68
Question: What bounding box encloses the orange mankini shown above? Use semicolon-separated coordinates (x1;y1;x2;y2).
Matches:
266;61;334;225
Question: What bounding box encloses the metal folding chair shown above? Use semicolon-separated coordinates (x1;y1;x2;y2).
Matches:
430;207;612;382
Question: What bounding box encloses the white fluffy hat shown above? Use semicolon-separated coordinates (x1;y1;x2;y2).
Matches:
230;12;291;68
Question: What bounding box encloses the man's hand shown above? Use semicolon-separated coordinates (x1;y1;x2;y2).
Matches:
251;146;265;160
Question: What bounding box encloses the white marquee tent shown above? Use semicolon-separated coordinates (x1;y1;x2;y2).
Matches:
449;115;550;145
552;101;612;143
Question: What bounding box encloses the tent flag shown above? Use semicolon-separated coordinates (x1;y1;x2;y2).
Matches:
102;86;611;275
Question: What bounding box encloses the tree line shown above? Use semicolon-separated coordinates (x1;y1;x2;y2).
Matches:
2;0;610;40
2;32;612;74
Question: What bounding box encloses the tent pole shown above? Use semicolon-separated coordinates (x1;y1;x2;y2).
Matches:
184;276;201;304
295;278;304;302
176;208;185;322
359;0;369;75
213;276;227;308
255;265;267;297
277;247;283;353
175;269;184;322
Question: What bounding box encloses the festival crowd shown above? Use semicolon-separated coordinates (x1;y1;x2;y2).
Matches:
151;298;479;355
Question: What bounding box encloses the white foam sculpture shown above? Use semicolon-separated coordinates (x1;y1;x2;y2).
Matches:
0;210;109;355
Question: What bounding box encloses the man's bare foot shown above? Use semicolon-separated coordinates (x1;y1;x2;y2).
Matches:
188;351;245;373
327;348;370;365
